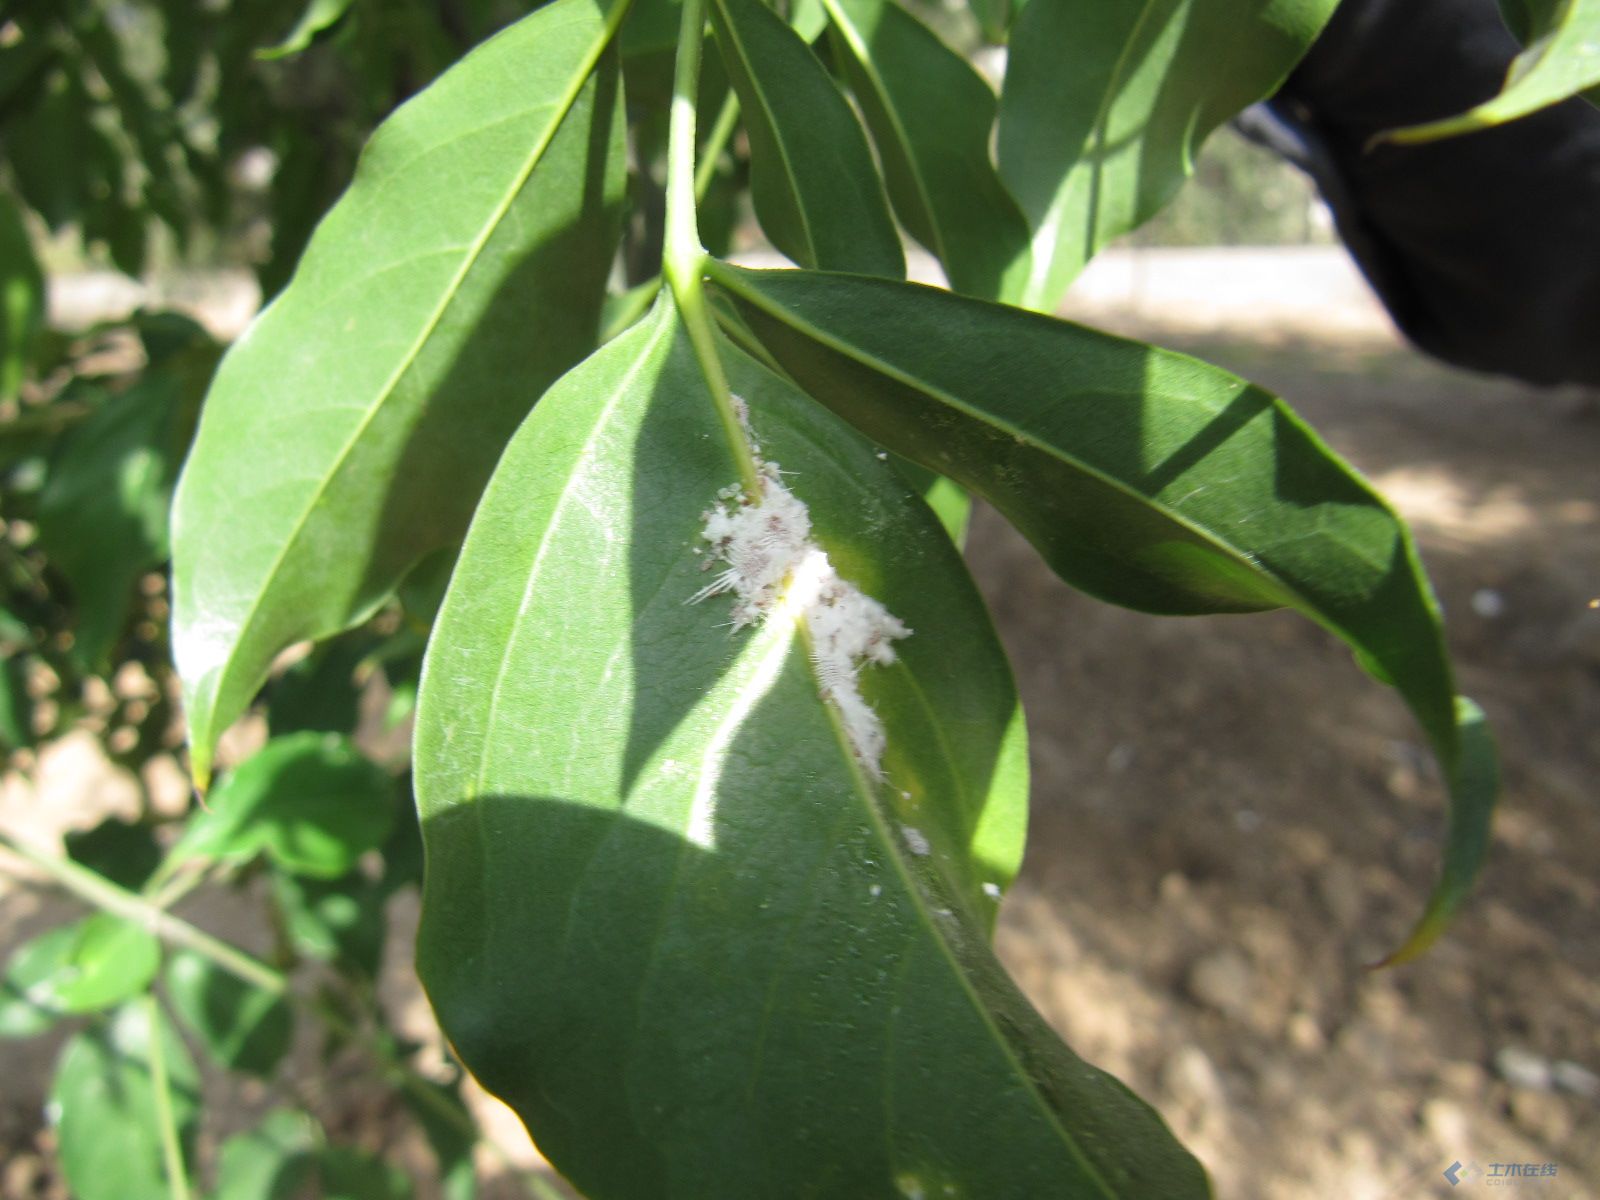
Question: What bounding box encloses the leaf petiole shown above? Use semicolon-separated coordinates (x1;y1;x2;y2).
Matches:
663;0;763;496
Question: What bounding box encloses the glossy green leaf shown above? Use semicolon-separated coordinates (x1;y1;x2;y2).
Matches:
165;950;292;1077
0;190;44;404
212;1110;318;1200
0;924;77;1037
53;913;162;1013
169;732;395;878
997;0;1337;309
171;0;630;789
257;0;357;59
416;298;1205;1197
0;916;153;1028
51;1002;199;1200
822;0;1031;301
713;263;1498;961
1384;0;1600;141
709;0;904;276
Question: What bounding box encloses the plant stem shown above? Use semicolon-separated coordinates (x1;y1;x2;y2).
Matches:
693;90;742;200
663;0;762;497
0;829;286;995
0;831;557;1199
143;994;193;1200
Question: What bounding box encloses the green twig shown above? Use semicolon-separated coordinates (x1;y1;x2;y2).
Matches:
693;90;742;200
0;831;560;1200
143;994;193;1200
0;829;285;995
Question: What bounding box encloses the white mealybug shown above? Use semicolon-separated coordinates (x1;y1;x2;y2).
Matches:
690;395;911;777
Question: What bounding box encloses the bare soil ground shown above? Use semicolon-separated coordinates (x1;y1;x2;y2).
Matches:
980;322;1600;1200
4;256;1598;1198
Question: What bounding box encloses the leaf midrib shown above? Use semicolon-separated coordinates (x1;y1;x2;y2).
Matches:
795;614;1118;1196
209;3;621;736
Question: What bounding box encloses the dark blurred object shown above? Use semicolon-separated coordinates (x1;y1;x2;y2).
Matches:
1240;0;1600;387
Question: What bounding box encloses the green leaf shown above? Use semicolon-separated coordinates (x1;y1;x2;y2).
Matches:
66;818;164;892
822;0;1031;301
0;924;77;1038
0;190;44;403
997;0;1337;309
272;870;389;978
416;298;1205;1196
52;913;162;1013
714;263;1498;961
165;950;292;1077
171;0;630;789
51;1002;199;1200
315;1147;413;1200
1384;0;1600;141
709;0;904;276
257;0;358;60
170;732;394;878
889;454;970;548
211;1110;318;1200
37;364;203;670
0;912;161;1030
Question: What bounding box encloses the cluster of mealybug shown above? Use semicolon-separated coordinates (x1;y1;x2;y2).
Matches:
690;398;911;777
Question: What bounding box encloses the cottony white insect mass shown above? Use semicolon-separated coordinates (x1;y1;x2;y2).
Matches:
690;397;910;778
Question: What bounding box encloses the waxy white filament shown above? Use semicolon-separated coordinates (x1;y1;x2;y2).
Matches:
690;400;910;778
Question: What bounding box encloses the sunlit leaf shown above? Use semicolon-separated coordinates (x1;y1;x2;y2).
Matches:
171;0;630;788
169;732;394;878
51;1002;199;1200
710;0;904;276
52;914;162;1014
1384;0;1600;141
257;0;357;60
713;262;1498;962
416;298;1204;1196
0;924;77;1038
823;0;1030;300
997;0;1337;309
